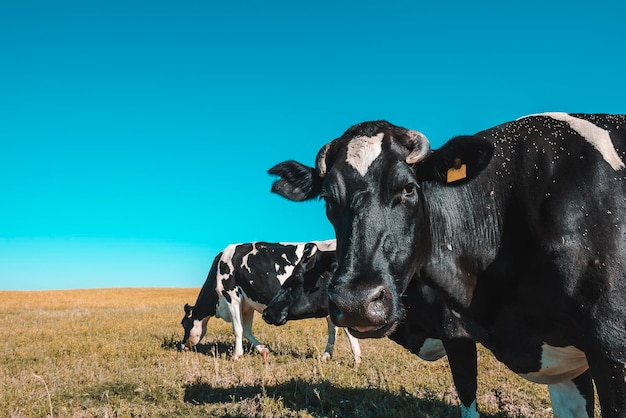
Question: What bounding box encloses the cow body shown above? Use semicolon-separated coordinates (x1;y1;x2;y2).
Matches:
268;113;625;416
180;240;361;363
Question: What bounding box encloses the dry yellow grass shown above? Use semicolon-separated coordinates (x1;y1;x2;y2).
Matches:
0;288;599;417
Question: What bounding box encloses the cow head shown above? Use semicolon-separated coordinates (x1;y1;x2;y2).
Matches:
269;120;493;338
179;303;208;350
262;246;337;326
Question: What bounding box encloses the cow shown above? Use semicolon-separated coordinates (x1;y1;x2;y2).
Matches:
267;113;626;417
263;261;480;417
179;240;361;363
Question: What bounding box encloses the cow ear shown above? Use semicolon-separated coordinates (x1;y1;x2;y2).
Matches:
184;303;193;317
414;135;494;185
269;160;324;201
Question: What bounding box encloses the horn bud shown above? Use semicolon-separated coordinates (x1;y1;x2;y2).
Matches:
315;142;332;178
405;130;430;164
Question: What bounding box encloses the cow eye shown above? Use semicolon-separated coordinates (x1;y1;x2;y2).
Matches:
402;183;417;197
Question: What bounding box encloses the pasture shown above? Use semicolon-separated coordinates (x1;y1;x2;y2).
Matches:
0;288;597;417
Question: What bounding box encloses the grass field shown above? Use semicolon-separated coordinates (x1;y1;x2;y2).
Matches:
0;288;599;417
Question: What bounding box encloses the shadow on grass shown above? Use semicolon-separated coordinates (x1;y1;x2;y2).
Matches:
184;378;520;418
161;336;321;361
160;335;239;357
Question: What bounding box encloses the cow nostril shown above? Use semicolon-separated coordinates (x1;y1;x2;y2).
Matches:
364;285;390;320
367;286;387;303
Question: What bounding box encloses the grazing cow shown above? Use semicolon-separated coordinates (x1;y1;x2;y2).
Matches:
264;262;479;417
268;113;626;417
179;240;361;363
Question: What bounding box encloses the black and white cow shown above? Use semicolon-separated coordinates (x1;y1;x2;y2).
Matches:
269;113;626;417
179;240;361;363
264;262;479;417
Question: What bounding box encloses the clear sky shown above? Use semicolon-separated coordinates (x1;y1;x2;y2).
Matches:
1;0;625;290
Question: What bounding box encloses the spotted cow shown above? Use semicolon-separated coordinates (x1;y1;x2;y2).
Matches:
269;113;626;417
179;240;361;363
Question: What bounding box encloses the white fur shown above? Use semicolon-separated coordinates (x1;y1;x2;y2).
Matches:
275;246;302;285
547;379;590;418
417;338;447;361
312;239;337;252
216;244;237;296
186;318;207;347
322;316;362;365
346;133;384;176
520;344;588;384
461;399;479;418
240;242;258;273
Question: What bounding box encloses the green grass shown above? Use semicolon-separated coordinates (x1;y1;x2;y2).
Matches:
0;288;599;417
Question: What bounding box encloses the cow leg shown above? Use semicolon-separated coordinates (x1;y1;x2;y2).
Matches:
585;337;626;417
576;302;626;417
321;316;338;362
241;308;269;360
343;328;362;365
441;337;479;418
546;369;594;418
229;301;245;360
321;318;362;365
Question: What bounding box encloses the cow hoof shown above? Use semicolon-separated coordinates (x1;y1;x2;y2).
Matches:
320;352;331;362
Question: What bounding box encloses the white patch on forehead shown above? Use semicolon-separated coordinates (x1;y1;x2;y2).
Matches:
346;133;384;176
521;112;625;171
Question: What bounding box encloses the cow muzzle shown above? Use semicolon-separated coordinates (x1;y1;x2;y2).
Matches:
328;283;396;338
262;308;287;326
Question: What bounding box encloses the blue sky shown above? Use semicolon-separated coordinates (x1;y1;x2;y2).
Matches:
1;1;625;290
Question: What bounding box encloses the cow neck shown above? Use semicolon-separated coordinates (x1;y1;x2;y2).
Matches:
420;180;506;309
191;284;218;319
191;255;221;320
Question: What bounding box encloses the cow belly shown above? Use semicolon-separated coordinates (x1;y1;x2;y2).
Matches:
418;338;447;361
239;289;267;313
519;344;588;384
243;298;267;313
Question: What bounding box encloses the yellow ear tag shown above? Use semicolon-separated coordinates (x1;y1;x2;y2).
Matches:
446;158;467;183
